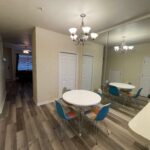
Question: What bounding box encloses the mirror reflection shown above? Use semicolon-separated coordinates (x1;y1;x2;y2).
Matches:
81;18;150;115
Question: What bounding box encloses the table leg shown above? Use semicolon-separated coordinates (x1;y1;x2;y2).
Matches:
78;109;84;136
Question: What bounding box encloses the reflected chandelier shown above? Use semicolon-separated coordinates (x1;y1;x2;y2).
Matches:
114;36;134;52
69;13;98;45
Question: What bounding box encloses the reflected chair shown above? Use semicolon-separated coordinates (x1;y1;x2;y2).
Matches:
129;88;143;106
133;88;143;99
85;103;111;144
97;88;103;97
109;85;120;96
108;85;121;103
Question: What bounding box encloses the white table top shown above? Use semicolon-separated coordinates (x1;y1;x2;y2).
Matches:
63;90;101;107
109;82;135;90
129;102;150;142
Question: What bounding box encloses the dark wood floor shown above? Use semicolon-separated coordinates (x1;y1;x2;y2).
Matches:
0;82;149;150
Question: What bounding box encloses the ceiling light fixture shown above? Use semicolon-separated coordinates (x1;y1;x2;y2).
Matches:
23;50;31;54
69;13;98;45
114;36;134;53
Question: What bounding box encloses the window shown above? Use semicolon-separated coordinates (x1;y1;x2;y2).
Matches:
17;54;32;71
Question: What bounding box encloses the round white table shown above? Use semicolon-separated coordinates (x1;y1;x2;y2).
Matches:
63;90;101;107
63;90;101;136
109;82;135;90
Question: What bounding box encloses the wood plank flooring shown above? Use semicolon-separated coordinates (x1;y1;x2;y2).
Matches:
0;82;149;150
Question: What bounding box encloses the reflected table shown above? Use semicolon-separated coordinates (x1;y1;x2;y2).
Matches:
109;82;135;90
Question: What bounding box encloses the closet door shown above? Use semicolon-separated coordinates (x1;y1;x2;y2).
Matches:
140;57;150;96
81;55;93;90
59;52;77;96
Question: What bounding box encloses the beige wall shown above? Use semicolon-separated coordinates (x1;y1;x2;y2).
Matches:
106;42;150;90
32;27;104;105
32;27;80;104
83;42;104;91
0;36;6;113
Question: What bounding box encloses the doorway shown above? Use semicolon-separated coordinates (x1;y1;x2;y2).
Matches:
16;54;32;82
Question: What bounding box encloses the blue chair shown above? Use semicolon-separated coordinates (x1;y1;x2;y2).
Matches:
55;100;77;139
55;100;77;120
108;85;121;104
85;103;111;144
129;88;143;107
133;88;143;99
109;85;120;96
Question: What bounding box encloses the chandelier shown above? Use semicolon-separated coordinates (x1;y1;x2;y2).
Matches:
69;13;98;45
114;36;134;52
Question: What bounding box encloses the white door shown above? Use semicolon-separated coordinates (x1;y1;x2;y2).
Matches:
140;57;150;96
59;53;77;96
81;55;93;90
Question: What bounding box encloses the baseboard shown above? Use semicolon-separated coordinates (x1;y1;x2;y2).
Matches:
37;98;57;106
0;91;6;114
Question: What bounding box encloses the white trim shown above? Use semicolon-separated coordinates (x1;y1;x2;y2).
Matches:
0;91;6;114
37;98;58;106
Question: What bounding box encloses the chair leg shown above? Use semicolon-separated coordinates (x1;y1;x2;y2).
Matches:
95;121;98;145
59;120;63;142
103;121;110;135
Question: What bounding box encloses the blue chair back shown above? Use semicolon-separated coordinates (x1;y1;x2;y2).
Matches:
109;85;120;96
134;88;143;98
95;103;111;121
55;100;67;120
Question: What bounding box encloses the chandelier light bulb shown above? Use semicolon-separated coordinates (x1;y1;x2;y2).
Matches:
91;33;98;40
70;34;78;41
83;35;89;41
114;46;119;51
69;28;77;35
23;50;30;54
128;46;134;50
82;26;91;34
123;45;128;50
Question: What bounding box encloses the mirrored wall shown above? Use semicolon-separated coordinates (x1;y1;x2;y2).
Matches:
81;17;150;113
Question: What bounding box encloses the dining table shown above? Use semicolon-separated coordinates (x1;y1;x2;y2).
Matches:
128;102;150;149
63;89;101;135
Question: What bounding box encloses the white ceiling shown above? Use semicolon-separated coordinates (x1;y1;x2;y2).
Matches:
0;0;150;46
97;18;150;45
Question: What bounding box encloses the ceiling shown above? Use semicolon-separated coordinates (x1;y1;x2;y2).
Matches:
0;0;150;46
97;17;150;45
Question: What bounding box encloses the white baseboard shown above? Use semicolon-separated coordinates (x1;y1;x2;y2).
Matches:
37;98;57;106
0;91;6;114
